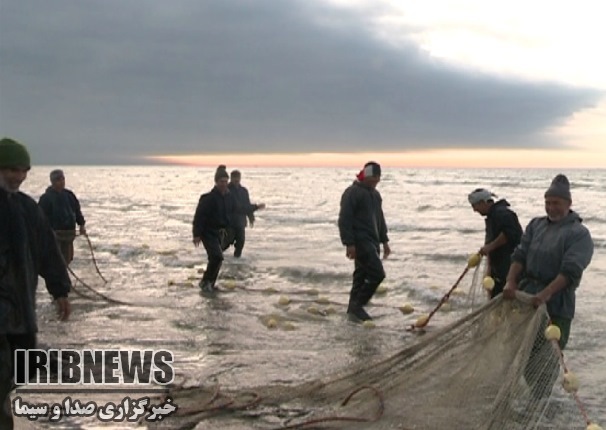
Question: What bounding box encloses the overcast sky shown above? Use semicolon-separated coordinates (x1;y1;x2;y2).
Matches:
0;0;604;164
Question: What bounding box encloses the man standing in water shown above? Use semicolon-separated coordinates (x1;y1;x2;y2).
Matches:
338;161;390;321
468;188;522;298
503;174;593;400
228;169;265;258
38;169;87;265
193;166;234;294
0;138;71;429
504;174;593;350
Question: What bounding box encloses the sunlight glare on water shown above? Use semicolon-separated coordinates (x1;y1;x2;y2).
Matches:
17;166;606;429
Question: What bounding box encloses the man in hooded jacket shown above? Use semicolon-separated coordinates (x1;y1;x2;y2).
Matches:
503;174;593;399
504;174;593;349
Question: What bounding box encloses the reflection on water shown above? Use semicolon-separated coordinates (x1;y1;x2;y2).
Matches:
13;166;605;428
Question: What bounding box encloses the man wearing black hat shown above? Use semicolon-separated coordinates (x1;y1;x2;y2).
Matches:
338;161;390;321
468;188;522;298
0;138;71;428
38;169;87;265
193;166;234;293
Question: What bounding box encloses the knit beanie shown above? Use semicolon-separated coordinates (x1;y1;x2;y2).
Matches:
0;137;31;169
545;174;571;201
356;161;381;181
215;166;229;182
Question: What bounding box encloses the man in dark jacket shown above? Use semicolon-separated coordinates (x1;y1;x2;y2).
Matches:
193;167;234;293
338;161;390;321
228;170;265;258
0;138;71;429
38;169;86;265
468;188;523;298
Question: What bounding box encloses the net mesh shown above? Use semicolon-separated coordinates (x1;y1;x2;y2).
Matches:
154;292;590;430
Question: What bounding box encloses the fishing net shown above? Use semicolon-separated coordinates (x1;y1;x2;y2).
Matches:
152;292;594;430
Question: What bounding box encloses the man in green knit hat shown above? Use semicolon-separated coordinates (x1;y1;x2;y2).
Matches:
0;137;72;429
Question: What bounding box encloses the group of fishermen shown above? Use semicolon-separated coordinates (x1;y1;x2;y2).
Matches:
0;137;596;428
193;165;265;293
338;160;594;358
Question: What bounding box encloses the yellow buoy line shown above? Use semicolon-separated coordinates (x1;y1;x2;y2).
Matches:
544;323;602;430
407;252;481;330
187;251;603;428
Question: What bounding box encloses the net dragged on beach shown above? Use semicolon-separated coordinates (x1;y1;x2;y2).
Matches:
154;293;591;430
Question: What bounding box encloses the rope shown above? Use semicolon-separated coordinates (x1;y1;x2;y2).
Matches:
67;265;132;306
173;384;262;417
83;233;108;283
547;319;593;427
69;282;104;301
272;385;385;429
54;230;131;306
59;230;160;307
406;262;472;331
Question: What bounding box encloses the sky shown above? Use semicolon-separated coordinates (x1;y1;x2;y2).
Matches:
1;0;605;167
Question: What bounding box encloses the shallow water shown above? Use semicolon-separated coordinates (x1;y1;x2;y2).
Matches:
15;166;606;428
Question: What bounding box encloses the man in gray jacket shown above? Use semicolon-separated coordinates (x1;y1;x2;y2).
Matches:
503;174;593;349
338;161;390;321
503;174;593;400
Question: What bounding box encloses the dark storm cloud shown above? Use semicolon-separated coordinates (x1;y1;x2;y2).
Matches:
0;0;602;164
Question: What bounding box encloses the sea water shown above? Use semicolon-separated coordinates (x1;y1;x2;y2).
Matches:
18;166;606;428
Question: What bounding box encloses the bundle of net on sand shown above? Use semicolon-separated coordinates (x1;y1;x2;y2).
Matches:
151;291;598;430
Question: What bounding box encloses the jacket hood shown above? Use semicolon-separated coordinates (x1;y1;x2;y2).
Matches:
493;199;510;208
555;210;582;224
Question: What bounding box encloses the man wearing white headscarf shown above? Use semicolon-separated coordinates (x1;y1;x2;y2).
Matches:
468;188;522;298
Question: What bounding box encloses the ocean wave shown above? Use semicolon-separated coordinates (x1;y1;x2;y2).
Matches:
273;266;350;285
582;216;606;225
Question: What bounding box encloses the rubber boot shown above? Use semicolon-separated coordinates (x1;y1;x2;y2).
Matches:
199;280;215;294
